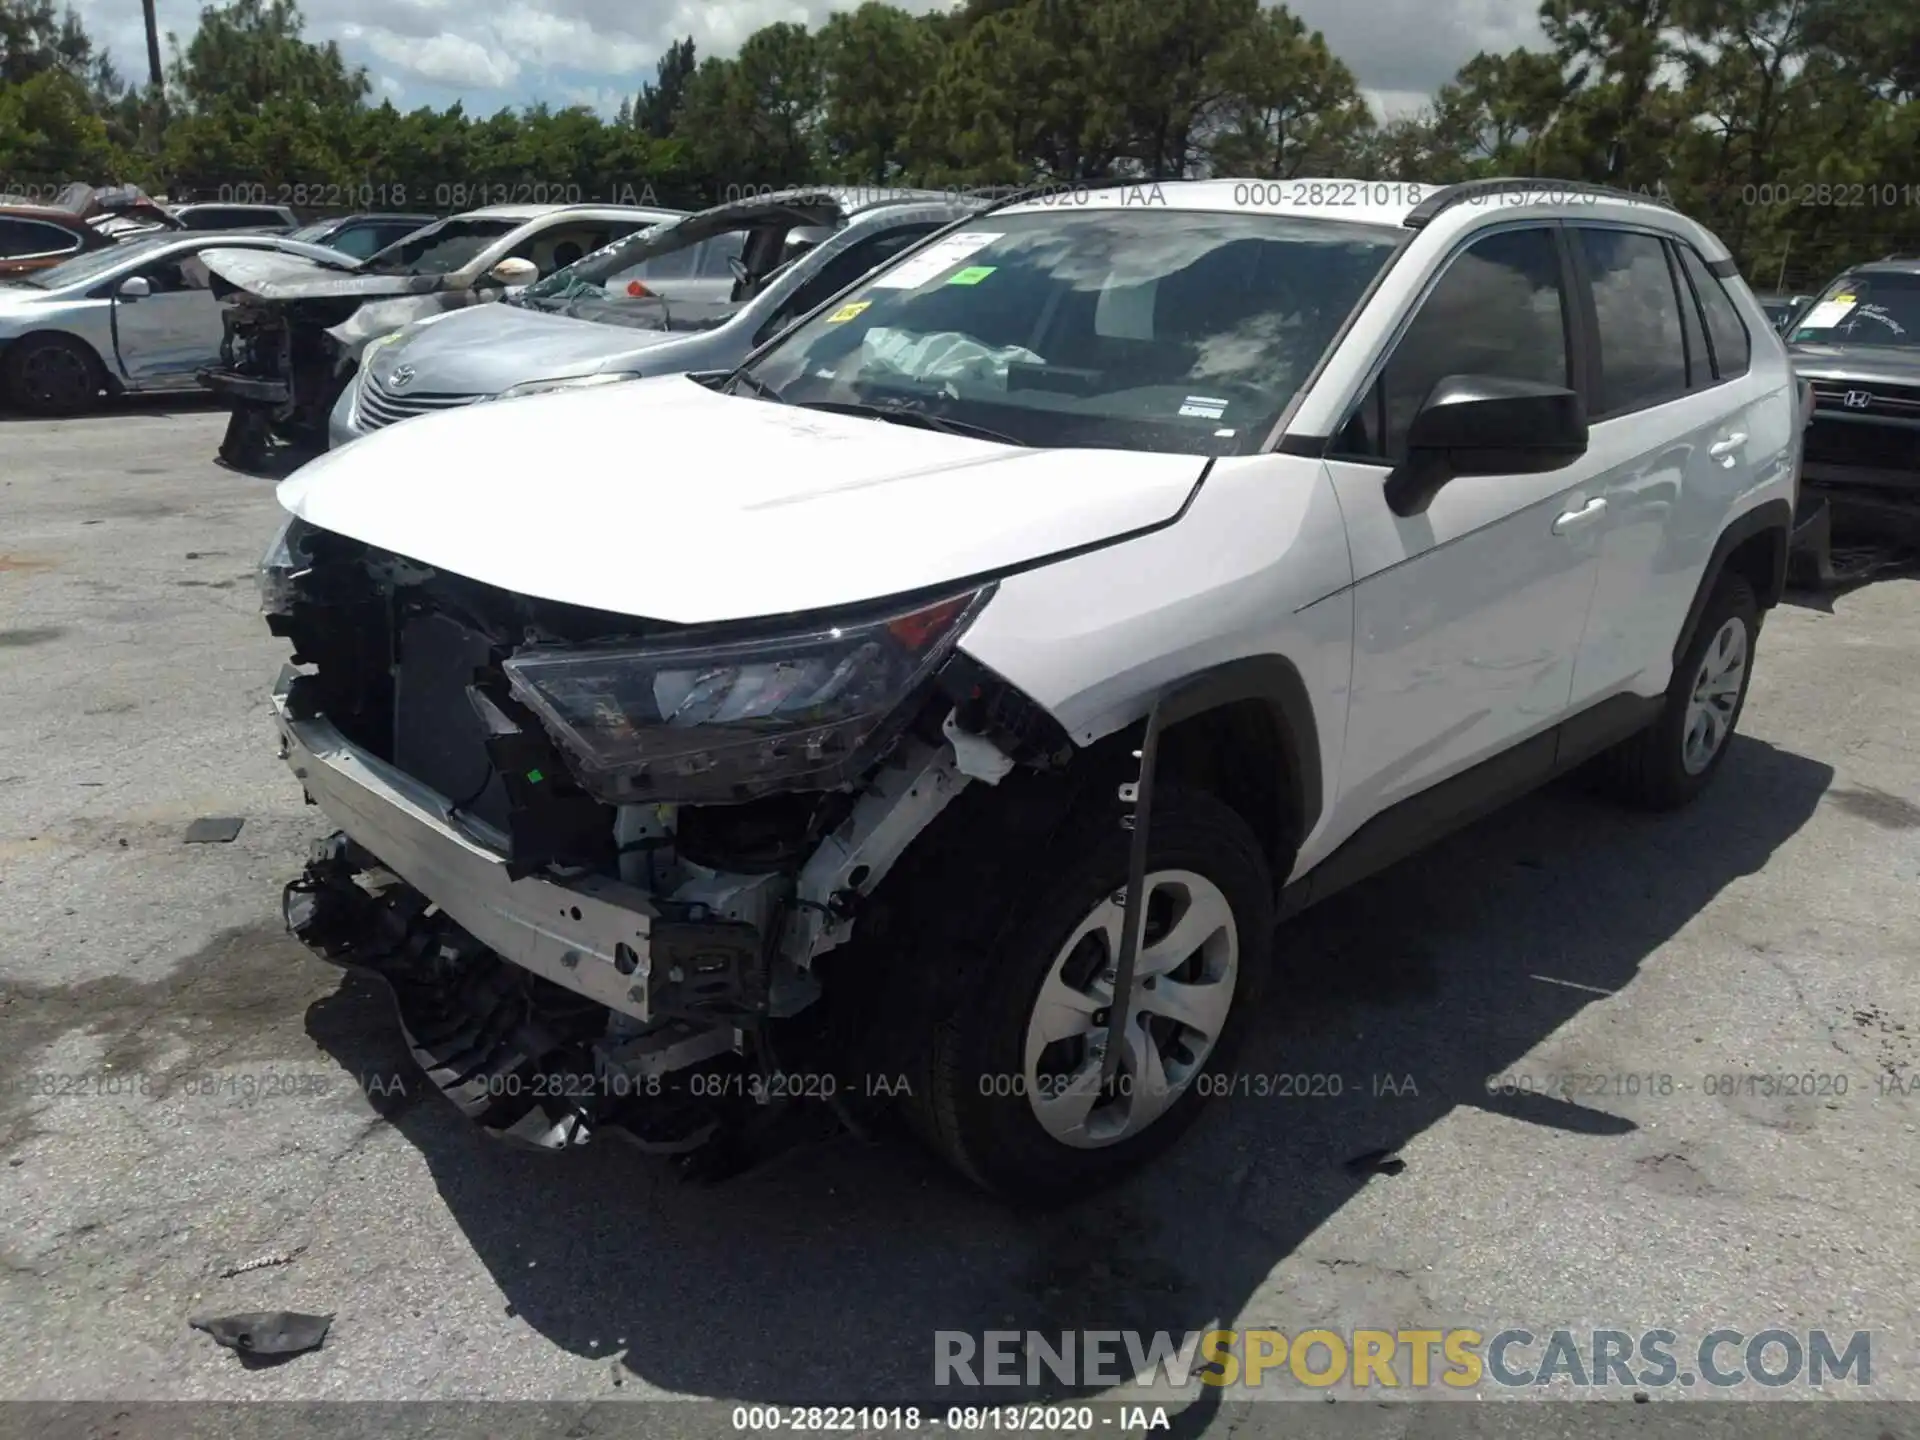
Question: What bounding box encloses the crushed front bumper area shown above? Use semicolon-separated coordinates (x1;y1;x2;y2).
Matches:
271;669;838;1171
274;669;671;1022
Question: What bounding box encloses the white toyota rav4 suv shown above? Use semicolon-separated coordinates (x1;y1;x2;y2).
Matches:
263;177;1802;1202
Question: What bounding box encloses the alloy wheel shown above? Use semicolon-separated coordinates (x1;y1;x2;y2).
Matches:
20;343;93;410
1021;869;1239;1149
1682;616;1748;774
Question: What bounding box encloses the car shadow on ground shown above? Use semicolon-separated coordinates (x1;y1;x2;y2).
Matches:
1779;561;1920;614
303;735;1832;1410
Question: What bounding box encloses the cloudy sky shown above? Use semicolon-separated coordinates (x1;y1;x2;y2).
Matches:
73;0;1546;120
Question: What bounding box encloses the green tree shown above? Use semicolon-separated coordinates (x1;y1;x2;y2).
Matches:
1204;6;1373;177
167;0;368;114
675;24;823;194
0;66;119;175
634;36;695;139
1087;0;1261;176
1429;48;1568;174
910;0;1128;183
1537;0;1684;185
818;3;942;183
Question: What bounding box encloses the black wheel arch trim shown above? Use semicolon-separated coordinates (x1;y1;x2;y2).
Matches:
1095;652;1320;1085
1136;653;1325;867
1672;497;1792;666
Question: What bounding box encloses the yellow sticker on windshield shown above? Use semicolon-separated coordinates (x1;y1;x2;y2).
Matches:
1835;294;1856;303
827;300;871;323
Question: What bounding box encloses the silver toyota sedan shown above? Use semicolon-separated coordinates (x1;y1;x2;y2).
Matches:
0;231;352;414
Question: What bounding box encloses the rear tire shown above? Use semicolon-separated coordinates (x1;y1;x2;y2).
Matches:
3;334;107;415
1595;573;1758;810
890;783;1274;1205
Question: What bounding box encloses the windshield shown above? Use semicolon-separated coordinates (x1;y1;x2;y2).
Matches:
364;217;519;276
287;221;333;243
742;209;1401;455
521;223;734;304
1790;272;1920;348
19;238;165;288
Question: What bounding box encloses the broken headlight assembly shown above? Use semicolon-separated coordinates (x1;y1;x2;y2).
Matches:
497;372;643;400
258;512;318;615
501;586;994;803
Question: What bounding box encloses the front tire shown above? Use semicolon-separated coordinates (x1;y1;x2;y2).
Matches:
3;334;107;415
1596;572;1759;810
899;784;1274;1204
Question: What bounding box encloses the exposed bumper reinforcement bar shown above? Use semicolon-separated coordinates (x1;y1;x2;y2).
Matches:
270;664;659;1022
199;367;290;403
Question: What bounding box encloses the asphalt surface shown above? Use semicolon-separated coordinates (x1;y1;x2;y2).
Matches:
2;402;1919;1429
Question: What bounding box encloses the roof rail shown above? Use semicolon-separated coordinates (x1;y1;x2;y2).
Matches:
1403;177;1676;229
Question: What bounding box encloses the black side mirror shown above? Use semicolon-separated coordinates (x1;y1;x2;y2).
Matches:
1384;374;1588;517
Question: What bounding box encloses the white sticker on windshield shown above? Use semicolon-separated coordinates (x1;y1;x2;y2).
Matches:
1179;394;1229;419
1798;298;1857;330
869;232;1005;289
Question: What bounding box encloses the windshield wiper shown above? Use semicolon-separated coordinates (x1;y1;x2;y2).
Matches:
729;370;786;402
796;399;1025;447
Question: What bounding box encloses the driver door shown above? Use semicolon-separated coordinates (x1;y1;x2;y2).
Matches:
1321;223;1610;835
111;246;224;387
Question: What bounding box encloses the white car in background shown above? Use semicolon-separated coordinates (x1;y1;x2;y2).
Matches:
0;231;353;413
197;201;686;463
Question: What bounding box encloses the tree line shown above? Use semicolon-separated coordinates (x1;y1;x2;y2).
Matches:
1;0;1915;288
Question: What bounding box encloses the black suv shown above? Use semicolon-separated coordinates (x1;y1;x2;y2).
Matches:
1787;256;1920;560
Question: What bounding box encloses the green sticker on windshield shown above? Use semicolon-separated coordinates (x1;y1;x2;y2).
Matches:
946;266;996;286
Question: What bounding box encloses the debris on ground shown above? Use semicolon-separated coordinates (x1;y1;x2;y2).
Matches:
183;817;245;844
1343;1148;1407;1178
220;1245;307;1278
189;1310;332;1357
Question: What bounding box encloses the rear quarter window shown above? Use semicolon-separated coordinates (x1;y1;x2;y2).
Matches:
1675;244;1751;379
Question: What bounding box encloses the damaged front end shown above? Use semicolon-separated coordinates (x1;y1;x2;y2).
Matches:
200;251;478;464
262;517;1067;1176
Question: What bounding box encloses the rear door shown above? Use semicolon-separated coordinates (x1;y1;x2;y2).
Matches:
1323;223;1606;828
1563;226;1771;704
111;244;227;385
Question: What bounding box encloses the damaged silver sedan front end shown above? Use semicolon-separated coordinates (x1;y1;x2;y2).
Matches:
261;515;1059;1176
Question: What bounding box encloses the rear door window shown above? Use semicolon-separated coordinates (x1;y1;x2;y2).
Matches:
1575;227;1690;418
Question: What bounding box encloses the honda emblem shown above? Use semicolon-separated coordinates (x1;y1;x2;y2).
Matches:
1842;389;1873;409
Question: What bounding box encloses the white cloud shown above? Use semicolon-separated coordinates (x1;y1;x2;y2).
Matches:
341;24;521;87
558;82;630;115
1290;0;1545;94
1363;88;1437;121
489;6;653;72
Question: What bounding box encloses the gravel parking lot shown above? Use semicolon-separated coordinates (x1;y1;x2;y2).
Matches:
3;404;1919;1423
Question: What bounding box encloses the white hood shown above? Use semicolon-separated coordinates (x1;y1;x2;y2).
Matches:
277;374;1209;625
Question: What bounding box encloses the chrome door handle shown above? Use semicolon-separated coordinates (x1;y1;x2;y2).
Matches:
1552;496;1607;534
1709;432;1747;462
